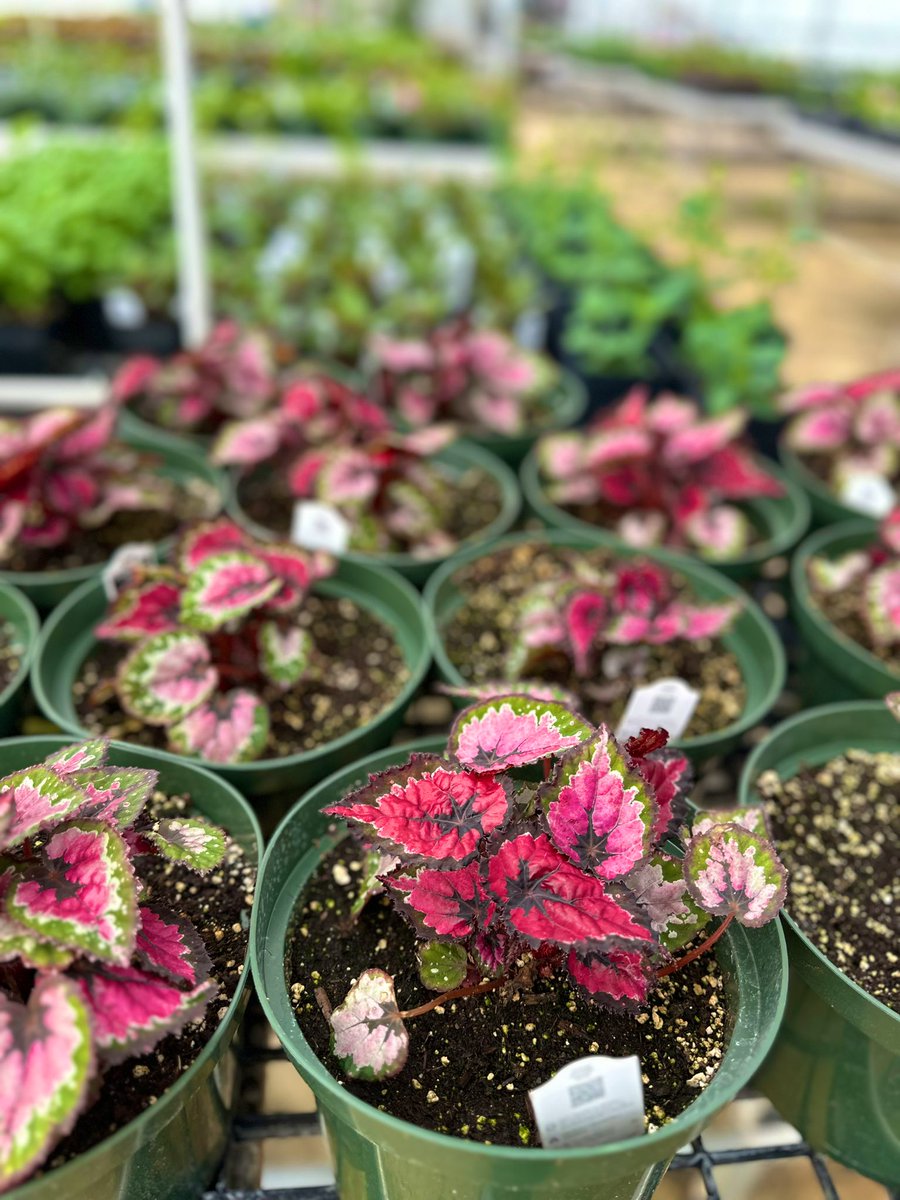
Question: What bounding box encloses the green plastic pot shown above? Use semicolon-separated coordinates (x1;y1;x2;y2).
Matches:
740;702;900;1186
30;559;431;800
0;582;39;736
229;439;522;588
778;437;882;529
520;451;810;581
423;530;785;760
0;426;227;613
454;369;587;466
791;520;897;701
3;735;262;1200
251;740;788;1200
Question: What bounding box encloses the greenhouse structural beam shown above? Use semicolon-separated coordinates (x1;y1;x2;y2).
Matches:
160;0;212;348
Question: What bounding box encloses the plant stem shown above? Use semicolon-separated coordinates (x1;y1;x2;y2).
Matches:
398;977;504;1020
656;914;734;978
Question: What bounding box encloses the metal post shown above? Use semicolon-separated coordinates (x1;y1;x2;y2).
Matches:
159;0;212;349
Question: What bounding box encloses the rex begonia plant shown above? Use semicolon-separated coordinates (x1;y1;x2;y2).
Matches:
369;318;558;437
319;694;787;1081
507;558;739;690
112;321;277;436
0;403;185;562
212;374;461;557
91;518;334;764
537;387;784;560
781;368;900;513
0;737;227;1192
806;508;900;649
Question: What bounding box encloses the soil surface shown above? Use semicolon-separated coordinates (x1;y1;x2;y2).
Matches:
28;787;254;1171
0;618;23;694
74;593;409;758
287;842;733;1146
237;455;503;558
813;581;900;675
758;750;899;1011
441;543;747;737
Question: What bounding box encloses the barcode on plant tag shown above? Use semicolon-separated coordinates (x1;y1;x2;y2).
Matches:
616;678;700;744
569;1078;605;1108
530;1056;645;1150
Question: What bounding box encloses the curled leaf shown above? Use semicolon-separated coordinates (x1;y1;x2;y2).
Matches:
94;579;182;641
168;689;270;765
135;905;212;987
684;823;787;929
566;947;652;1010
330;968;409;1081
387;862;494;939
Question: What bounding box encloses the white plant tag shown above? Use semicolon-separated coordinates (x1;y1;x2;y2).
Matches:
101;542;157;601
616;677;700;744
839;471;895;519
530;1055;645;1149
103;287;147;330
291;501;351;554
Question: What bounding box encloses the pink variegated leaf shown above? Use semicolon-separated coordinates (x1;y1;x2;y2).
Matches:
864;565;900;645
566;946;652;1010
786;405;853;452
117;631;217;726
385;862;494;939
94;578;182;641
617;510;668;549
112;354;159;401
486;833;652;950
259;543;334;611
180;551;279;632
6;821;137;964
317;449;379;506
807;550;870;594
287;449;329;497
144;816;227;874
397;424;457;457
396;385;437;428
684;823;787;928
76;766;157;828
664;411;745;466
44;468;99;514
135;905;212;986
168;689;270;765
467;390;523;436
845;368;900;400
646;395;697;434
329;968;408;1082
349;848;401;919
683;505;750;561
631;750;690;845
702;447;785;501
854;390;900;446
449;696;593;773
371;335;434;373
416;940;469;992
565;591;607;676
324;756;510;864
0;882;74;970
613;562;671;614
177;519;250;571
0;974;94;1193
211;414;283;466
259;621;313;687
537;433;584;482
541;728;655;880
690;805;770;840
0;768;92;853
677;601;740;641
55;404;117;461
585;427;653;469
472;927;509;978
77;964;217;1066
44;739;108;775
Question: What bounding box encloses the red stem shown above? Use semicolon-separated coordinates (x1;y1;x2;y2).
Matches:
656;914;734;978
398;977;504;1020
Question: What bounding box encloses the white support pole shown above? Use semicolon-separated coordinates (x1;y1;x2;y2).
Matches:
159;0;212;349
